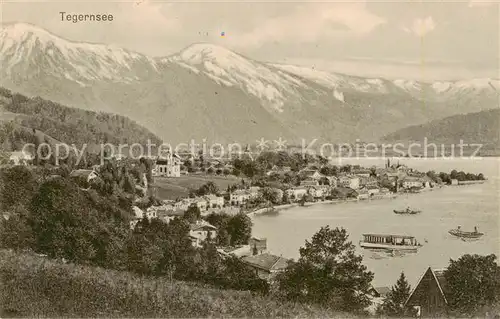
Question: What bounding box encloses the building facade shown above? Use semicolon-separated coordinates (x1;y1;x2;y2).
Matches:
152;153;181;177
405;267;450;318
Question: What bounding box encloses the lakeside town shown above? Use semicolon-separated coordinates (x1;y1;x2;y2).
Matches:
2;146;496;318
0;0;499;316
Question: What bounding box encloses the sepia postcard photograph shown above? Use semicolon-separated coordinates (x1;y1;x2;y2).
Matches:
0;0;499;318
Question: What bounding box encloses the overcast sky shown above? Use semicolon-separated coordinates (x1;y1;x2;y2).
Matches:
2;0;499;81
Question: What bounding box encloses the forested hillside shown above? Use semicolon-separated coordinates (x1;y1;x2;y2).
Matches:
382;108;500;147
0;87;161;149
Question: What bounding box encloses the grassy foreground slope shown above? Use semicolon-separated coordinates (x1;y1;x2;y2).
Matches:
0;249;351;318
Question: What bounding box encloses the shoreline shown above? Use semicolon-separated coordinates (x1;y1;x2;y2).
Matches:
246;184;457;218
246;180;489;218
247;194;398;218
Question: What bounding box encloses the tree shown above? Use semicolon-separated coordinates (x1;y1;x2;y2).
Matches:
277;226;373;313
260;187;281;205
28;178;130;266
205;213;232;246
281;191;290;204
378;272;413;317
0;166;38;211
0;205;34;250
184;204;201;223
445;254;500;316
319;176;330;186
227;213;252;246
195;181;219;196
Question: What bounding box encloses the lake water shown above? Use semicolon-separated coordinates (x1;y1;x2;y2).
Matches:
252;157;500;288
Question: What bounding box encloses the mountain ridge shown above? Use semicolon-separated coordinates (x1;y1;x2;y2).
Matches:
1;22;498;145
381;108;500;147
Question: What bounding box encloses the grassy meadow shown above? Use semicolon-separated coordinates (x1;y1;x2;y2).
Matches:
154;174;244;200
0;249;351;318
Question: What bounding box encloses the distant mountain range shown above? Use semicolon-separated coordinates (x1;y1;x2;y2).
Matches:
382;109;500;148
1;22;498;145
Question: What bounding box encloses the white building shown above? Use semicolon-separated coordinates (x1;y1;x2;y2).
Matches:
402;177;424;189
285;186;309;200
9;150;34;165
307;185;330;198
339;175;360;190
203;194;225;208
299;169;324;180
175;198;207;211
152;152;181;177
129;206;146;229
230;189;251;206
189;221;217;247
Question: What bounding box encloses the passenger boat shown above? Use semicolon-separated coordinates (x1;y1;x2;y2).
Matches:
359;234;423;252
393;207;421;215
449;226;483;239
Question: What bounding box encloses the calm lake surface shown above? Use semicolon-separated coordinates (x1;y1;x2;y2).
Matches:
252;157;500;288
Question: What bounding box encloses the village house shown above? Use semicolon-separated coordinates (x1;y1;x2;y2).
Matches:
369;286;391;298
300;178;320;186
367;286;391;315
175;198;207;211
359;176;379;188
339;175;360;190
450;179;459;185
203;194;225;209
299;169;324;181
148;205;184;224
327;176;338;188
405;267;450;318
401;176;425;189
307;185;330;198
218;237;268;259
69;168;100;185
229;187;261;206
353;169;371;178
285;186;308;200
129;206;146;229
189;220;217;247
9;150;34;165
152;152;181;177
230;189;251;206
241;253;290;282
249;237;268;254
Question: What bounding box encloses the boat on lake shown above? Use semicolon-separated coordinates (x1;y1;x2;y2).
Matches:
393;207;421;215
359;234;423;252
449;226;483;239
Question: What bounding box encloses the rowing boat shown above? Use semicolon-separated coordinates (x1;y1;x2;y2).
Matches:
449;228;483;239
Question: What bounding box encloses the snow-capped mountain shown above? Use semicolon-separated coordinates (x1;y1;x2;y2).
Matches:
272;63;499;100
162;43;309;112
0;23;159;85
1;22;498;144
